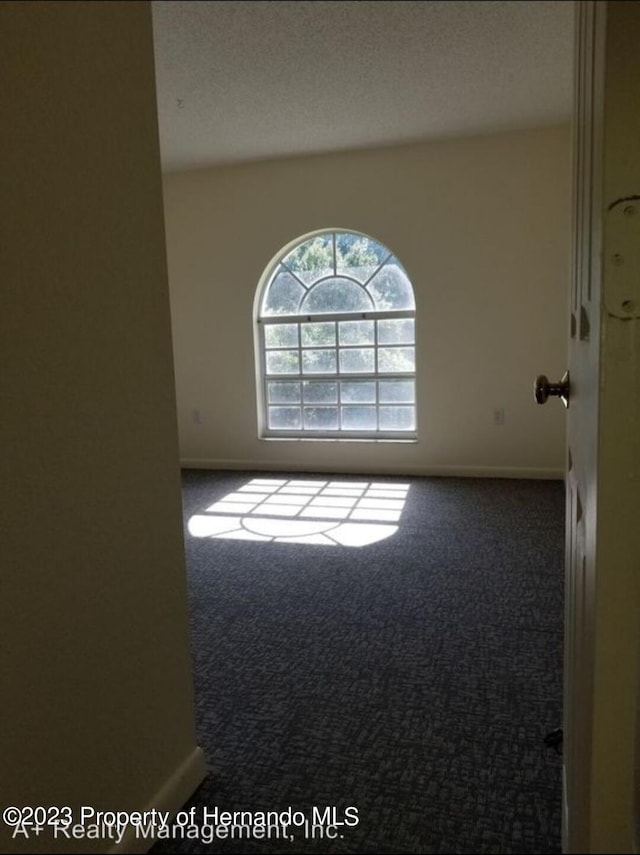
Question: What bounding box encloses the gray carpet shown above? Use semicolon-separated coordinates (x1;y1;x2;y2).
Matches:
153;471;564;854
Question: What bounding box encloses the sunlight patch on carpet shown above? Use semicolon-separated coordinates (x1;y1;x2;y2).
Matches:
187;478;410;547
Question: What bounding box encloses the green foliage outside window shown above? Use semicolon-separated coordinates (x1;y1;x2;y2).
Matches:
284;234;386;274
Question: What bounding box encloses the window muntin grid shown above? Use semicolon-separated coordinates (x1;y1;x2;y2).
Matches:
258;231;416;438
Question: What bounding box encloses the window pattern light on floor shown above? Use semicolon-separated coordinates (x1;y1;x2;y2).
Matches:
187;478;410;547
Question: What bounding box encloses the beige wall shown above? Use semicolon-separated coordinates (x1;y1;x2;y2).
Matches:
0;3;202;852
164;125;571;477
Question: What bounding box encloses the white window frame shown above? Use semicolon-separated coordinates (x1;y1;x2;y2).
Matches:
254;230;417;441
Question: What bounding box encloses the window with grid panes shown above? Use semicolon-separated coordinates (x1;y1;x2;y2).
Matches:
256;231;416;438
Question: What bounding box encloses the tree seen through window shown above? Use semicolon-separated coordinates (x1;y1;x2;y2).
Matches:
256;230;417;437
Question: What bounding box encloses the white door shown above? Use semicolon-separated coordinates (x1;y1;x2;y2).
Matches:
559;2;640;851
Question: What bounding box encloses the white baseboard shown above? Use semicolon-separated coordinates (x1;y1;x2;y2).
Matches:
180;458;564;480
108;746;206;854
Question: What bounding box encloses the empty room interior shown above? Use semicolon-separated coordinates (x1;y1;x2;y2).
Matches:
4;2;640;855
155;1;570;853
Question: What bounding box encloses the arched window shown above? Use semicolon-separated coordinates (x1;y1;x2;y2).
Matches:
255;230;416;438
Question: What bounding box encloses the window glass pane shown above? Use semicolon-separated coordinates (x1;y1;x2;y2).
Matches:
269;406;302;430
282;235;334;286
268;381;301;404
301;278;373;314
260;232;418;439
264;323;299;348
341;406;377;430
379;406;415;431
339;320;374;345
263;269;305;315
377;318;415;345
339;348;375;373
303;382;338;404
341;381;376;403
302;349;336;374
301;322;336;347
367;259;415;310
378;347;415;373
266;350;300;375
335;233;387;283
304;407;339;430
379;380;415;403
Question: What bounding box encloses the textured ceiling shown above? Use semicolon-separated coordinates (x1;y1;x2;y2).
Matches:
152;0;574;173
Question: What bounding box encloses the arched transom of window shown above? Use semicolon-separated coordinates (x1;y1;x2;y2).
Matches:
255;230;416;439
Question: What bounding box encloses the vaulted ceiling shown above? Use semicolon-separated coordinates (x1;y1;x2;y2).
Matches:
152;0;573;172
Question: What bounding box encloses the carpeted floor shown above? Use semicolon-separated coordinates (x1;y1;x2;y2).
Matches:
153;470;564;854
